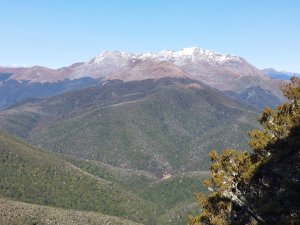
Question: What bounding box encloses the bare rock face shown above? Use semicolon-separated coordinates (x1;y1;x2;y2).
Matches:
106;59;190;81
10;66;65;83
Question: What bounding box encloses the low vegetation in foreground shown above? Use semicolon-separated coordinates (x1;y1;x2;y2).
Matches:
0;197;142;225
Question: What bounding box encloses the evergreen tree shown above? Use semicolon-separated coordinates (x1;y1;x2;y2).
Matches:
189;77;300;225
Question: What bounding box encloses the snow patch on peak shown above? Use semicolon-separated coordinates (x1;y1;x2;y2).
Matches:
91;51;134;64
167;47;202;56
139;52;157;59
88;47;243;66
139;47;242;65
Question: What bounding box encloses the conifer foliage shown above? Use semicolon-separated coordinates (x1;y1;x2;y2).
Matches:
189;77;300;225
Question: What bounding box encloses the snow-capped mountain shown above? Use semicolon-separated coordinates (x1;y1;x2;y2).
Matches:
69;47;266;88
88;47;242;65
139;47;243;65
81;48;267;89
91;51;135;64
0;47;287;109
0;47;258;82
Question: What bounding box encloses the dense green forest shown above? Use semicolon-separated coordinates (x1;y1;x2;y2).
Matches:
0;78;259;175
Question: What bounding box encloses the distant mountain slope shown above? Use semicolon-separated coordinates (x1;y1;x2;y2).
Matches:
85;48;285;108
262;68;300;80
224;85;282;110
0;198;142;225
106;59;190;81
0;47;286;109
0;77;259;174
0;74;99;109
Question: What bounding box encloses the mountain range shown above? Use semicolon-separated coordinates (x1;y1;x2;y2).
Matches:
262;68;300;80
0;47;286;109
0;47;292;224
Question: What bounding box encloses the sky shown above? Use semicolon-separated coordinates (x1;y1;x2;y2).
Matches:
0;0;299;71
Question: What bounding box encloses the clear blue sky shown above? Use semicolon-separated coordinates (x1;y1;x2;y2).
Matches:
1;0;299;71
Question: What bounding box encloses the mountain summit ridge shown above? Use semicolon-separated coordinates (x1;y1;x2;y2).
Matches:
89;47;243;66
0;47;269;83
0;47;286;109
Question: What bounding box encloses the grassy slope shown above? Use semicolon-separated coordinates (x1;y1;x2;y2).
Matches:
0;131;157;224
157;202;200;225
139;172;208;209
0;197;142;225
68;158;209;207
0;78;259;175
138;172;208;225
68;158;158;193
64;158;210;225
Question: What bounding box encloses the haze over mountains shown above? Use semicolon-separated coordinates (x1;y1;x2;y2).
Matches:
262;68;300;80
0;47;286;109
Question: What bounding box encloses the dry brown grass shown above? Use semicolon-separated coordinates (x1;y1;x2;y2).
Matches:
0;197;142;225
